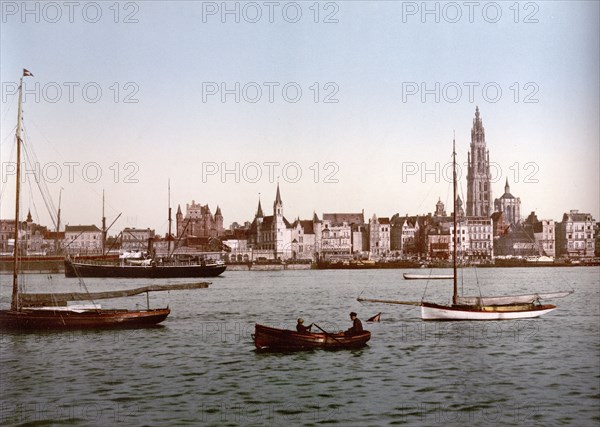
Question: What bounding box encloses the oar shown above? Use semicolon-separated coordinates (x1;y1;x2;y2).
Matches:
313;323;345;345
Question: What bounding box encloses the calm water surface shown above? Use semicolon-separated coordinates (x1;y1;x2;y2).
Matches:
1;267;599;426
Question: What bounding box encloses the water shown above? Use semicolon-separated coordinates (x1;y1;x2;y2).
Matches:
1;267;599;426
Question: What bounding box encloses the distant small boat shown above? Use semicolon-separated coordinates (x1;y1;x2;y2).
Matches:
403;273;453;280
253;324;370;351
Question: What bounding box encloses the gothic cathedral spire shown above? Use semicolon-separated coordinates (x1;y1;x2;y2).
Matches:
466;106;492;217
273;182;283;217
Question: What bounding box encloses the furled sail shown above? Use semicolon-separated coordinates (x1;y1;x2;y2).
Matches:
455;291;573;306
20;283;210;307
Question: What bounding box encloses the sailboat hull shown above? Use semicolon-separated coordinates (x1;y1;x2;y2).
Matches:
0;308;170;330
421;302;556;320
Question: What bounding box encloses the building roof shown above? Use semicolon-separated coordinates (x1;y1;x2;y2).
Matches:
298;220;315;234
249;215;292;234
44;231;65;239
322;213;364;225
65;225;101;233
563;211;594;222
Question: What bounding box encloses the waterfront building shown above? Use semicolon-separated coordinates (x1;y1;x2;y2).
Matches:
43;231;65;254
121;227;156;251
466;106;493;217
491;211;510;238
23;211;47;254
494;225;538;257
247;184;294;260
320;212;365;260
64;224;102;254
427;225;451;260
368;214;391;259
291;217;318;261
176;201;223;239
523;212;556;258
451;216;494;260
494;179;521;225
1;212;48;254
556;210;596;258
0;219;17;253
400;216;420;255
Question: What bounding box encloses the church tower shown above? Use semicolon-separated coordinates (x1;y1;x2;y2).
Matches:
214;206;223;236
273;183;283;217
434;198;446;217
176;205;183;237
466;106;492;217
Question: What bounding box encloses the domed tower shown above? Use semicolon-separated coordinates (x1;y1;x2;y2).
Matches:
435;198;446;217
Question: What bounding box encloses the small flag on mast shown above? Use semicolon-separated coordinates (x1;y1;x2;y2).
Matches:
367;312;381;322
23;69;33;77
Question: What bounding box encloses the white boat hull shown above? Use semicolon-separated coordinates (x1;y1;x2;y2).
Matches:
421;303;557;320
403;274;453;280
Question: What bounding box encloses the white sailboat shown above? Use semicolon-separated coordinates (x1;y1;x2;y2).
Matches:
420;139;567;320
358;137;572;320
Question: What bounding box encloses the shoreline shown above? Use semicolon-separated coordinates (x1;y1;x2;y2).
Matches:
1;260;598;274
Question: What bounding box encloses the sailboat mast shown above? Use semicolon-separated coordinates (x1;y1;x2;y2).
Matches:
102;190;106;256
167;180;172;254
11;76;24;311
452;135;458;305
56;187;62;253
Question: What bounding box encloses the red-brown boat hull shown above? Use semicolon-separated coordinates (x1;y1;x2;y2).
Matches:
0;308;170;330
253;323;370;351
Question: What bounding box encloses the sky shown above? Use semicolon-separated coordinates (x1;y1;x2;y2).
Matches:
1;1;598;236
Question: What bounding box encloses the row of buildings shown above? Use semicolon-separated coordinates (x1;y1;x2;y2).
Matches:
1;108;597;262
0;186;597;262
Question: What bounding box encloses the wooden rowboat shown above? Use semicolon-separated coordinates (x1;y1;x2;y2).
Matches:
253;324;370;351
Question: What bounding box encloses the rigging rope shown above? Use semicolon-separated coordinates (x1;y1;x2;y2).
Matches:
420;269;434;303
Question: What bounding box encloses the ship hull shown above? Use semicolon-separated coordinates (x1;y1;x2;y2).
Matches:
64;259;226;278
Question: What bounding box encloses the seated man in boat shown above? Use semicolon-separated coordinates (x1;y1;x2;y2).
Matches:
296;318;313;333
345;312;363;336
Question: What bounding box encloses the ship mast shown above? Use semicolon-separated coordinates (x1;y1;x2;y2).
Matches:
167;180;172;254
102;190;107;256
12;71;33;309
56;187;62;253
11;75;25;310
452;133;458;305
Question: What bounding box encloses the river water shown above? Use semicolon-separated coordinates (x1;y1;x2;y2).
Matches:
1;267;599;426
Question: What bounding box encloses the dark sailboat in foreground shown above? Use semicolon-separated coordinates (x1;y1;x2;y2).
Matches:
0;70;178;330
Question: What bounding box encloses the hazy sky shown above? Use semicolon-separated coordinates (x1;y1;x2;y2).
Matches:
1;1;598;235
